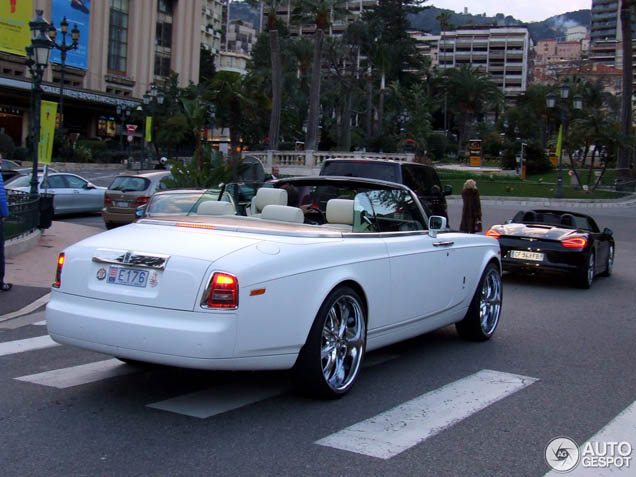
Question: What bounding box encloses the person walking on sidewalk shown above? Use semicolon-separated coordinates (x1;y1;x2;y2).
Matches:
0;154;12;291
460;179;482;234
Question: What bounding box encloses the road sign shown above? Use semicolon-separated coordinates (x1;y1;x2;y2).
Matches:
126;124;137;135
127;135;134;143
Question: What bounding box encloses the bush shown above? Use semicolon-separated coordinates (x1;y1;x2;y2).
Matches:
525;142;552;174
0;132;16;159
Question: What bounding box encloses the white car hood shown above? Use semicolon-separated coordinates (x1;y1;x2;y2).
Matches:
59;223;262;311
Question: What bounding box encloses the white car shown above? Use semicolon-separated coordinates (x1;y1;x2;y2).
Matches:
6;172;105;214
46;177;502;398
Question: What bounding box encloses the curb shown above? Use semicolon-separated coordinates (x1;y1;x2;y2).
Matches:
5;229;41;259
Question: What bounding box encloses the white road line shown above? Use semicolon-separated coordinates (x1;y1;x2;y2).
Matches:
14;359;139;388
545;400;636;476
147;380;290;418
33;320;47;326
0;335;59;357
316;369;538;459
0;293;51;322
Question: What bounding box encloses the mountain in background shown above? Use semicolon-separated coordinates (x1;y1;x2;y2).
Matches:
227;2;591;44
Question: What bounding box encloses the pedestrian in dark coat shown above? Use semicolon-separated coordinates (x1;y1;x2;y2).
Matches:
460;179;482;234
0;154;12;291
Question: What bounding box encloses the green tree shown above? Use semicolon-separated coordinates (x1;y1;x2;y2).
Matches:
618;0;634;189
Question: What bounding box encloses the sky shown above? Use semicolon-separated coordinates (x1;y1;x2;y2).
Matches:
429;1;591;23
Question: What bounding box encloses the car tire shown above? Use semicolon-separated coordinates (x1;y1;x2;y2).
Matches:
293;286;366;399
576;252;595;289
600;246;614;277
456;262;502;341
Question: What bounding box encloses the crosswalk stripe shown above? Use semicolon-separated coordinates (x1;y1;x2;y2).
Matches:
14;359;139;389
544;400;636;476
316;369;538;459
0;335;59;357
33;321;47;326
147;379;290;418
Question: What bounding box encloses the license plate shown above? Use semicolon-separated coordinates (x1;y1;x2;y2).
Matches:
107;266;148;287
115;201;128;208
510;250;544;261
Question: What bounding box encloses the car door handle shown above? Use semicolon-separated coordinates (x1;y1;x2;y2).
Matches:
433;241;454;247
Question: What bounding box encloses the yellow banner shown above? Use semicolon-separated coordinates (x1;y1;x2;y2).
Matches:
39;101;58;165
145;116;152;143
555;124;563;159
0;0;33;56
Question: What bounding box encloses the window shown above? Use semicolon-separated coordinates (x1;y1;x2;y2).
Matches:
158;0;173;14
156;21;172;48
43;175;66;189
108;0;129;72
154;51;172;77
65;175;88;189
354;189;424;233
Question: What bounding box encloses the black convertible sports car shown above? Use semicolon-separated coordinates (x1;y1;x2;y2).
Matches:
486;209;614;288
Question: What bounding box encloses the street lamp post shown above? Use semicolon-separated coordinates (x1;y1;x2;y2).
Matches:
48;17;79;133
26;10;53;195
546;84;583;199
116;104;131;152
138;85;165;169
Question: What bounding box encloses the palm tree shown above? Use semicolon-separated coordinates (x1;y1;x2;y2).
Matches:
444;66;501;155
618;0;634;189
436;11;454;32
293;0;347;150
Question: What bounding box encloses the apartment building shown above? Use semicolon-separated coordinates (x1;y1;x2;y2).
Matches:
408;31;440;67
201;0;224;56
0;0;202;148
437;26;530;100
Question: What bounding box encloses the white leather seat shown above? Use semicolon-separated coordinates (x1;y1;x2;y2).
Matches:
323;199;353;230
196;200;235;216
261;205;304;223
248;188;288;216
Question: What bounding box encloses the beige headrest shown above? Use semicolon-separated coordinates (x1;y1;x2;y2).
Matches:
261;205;304;223
254;188;288;212
197;200;235;215
326;199;354;225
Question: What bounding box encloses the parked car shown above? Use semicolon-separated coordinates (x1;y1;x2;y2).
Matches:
4;172;105;215
102;171;172;229
486;209;614;288
47;176;502;398
0;159;22;182
319;158;452;222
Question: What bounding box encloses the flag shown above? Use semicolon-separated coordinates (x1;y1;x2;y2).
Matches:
145;116;152;143
39;101;58;165
555;124;563;159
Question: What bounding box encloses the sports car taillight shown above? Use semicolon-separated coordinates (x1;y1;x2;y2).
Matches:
485;228;501;239
53;253;65;288
561;237;587;248
202;272;238;309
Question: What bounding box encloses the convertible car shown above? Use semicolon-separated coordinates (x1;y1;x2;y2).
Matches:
47;177;502;398
486;209;614;289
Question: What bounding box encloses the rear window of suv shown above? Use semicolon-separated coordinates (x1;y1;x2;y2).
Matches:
109;176;150;192
320;161;399;183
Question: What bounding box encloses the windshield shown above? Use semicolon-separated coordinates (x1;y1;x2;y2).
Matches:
320;161;400;183
5;174;34;188
146;190;226;217
109;176;151;192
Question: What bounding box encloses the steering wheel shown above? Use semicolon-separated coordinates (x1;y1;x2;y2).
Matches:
304;206;326;225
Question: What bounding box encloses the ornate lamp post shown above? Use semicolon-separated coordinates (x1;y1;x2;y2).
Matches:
26;10;53;195
116;104;131;152
546;84;583;199
138;85;165;169
48;17;79;132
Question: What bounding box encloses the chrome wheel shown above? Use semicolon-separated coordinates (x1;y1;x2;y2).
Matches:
586;253;595;286
479;267;502;336
320;294;365;392
606;246;614;275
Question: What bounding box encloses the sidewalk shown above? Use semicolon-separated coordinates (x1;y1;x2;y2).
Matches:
1;221;100;319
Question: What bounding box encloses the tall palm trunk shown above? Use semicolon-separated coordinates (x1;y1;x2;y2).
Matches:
305;28;324;150
365;68;373;148
268;26;281;150
230;99;241;181
377;70;385;137
618;1;634;189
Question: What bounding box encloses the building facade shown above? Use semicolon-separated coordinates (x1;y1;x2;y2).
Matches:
0;0;203;149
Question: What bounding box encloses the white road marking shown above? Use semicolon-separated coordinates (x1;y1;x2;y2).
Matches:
316;369;538;459
545;400;636;476
14;359;139;388
0;335;59;357
33;320;47;326
147;380;290;418
0;293;51;322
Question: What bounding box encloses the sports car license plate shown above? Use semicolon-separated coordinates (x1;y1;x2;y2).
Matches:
107;266;148;287
115;201;128;208
510;250;544;261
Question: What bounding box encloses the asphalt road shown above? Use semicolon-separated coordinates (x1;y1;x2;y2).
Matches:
1;192;634;476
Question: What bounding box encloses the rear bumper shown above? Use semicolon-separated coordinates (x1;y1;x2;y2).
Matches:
101;209;135;225
46;291;297;370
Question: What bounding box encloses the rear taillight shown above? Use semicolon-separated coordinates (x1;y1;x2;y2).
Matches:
486;228;501;239
135;196;150;207
104;193;111;206
202;272;238;309
53;253;65;288
561;237;587;248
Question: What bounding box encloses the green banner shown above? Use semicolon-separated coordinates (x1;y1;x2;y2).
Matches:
555;124;563;159
39;101;58;164
145;116;152;143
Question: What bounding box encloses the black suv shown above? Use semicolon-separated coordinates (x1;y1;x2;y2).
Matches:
319;158;452;221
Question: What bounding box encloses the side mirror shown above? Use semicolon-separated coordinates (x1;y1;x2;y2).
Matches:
428;215;447;238
603;227;613;237
443;184;453;196
85;182;95;189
